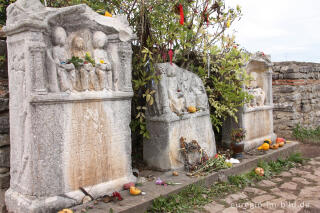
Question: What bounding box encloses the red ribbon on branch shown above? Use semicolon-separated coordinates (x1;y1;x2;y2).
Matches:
179;4;184;25
169;49;173;65
203;0;209;26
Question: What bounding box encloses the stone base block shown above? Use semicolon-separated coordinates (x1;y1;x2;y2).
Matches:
5;175;135;213
222;107;276;151
144;112;216;171
244;133;277;151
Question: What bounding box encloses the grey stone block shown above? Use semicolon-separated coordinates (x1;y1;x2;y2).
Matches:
283;73;303;79
144;63;216;170
272;74;279;80
0;147;9;168
0;98;8;113
0;134;9;147
0;172;9;189
279;86;295;93
0;113;8;134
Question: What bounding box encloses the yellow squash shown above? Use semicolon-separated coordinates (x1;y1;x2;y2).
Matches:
130;186;141;195
105;11;112;17
264;139;272;145
257;143;270;151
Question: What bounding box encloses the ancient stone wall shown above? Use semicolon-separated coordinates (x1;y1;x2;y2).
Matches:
0;39;9;190
272;62;320;139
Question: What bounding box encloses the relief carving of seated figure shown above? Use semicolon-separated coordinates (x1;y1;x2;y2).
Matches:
246;72;266;108
255;88;265;106
192;75;208;111
72;36;86;60
52;27;75;92
93;31;112;91
88;63;100;91
80;63;90;91
167;66;185;115
181;71;196;108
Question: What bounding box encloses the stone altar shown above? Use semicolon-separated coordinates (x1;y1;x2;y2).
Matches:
144;63;217;171
222;52;277;150
3;0;135;212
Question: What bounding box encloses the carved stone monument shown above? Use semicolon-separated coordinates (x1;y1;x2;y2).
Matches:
222;52;277;150
144;63;217;171
3;0;135;212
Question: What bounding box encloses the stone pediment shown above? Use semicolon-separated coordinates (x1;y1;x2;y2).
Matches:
4;1;133;42
4;0;134;95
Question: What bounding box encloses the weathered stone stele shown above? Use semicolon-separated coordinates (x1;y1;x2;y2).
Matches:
144;63;217;171
222;52;277;150
3;0;135;212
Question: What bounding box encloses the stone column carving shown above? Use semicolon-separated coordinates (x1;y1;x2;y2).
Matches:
30;46;48;94
119;42;133;91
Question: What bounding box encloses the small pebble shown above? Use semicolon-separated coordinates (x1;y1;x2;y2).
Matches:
82;195;92;204
102;196;112;203
141;192;146;195
172;171;179;176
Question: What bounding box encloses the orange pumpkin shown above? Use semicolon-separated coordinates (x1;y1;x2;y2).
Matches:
58;209;73;213
276;138;286;144
278;142;285;147
255;167;265;176
187;106;197;113
270;144;279;149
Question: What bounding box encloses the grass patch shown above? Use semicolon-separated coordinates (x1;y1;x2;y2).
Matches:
148;153;307;213
293;124;320;143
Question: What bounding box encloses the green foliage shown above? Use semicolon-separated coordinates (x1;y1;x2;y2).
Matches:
287;152;307;164
292;124;320;143
228;174;249;188
0;0;15;26
0;54;5;66
150;153;305;212
150;183;210;213
84;52;95;67
67;56;83;69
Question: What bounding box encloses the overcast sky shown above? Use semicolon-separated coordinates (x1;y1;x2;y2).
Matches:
225;0;320;63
